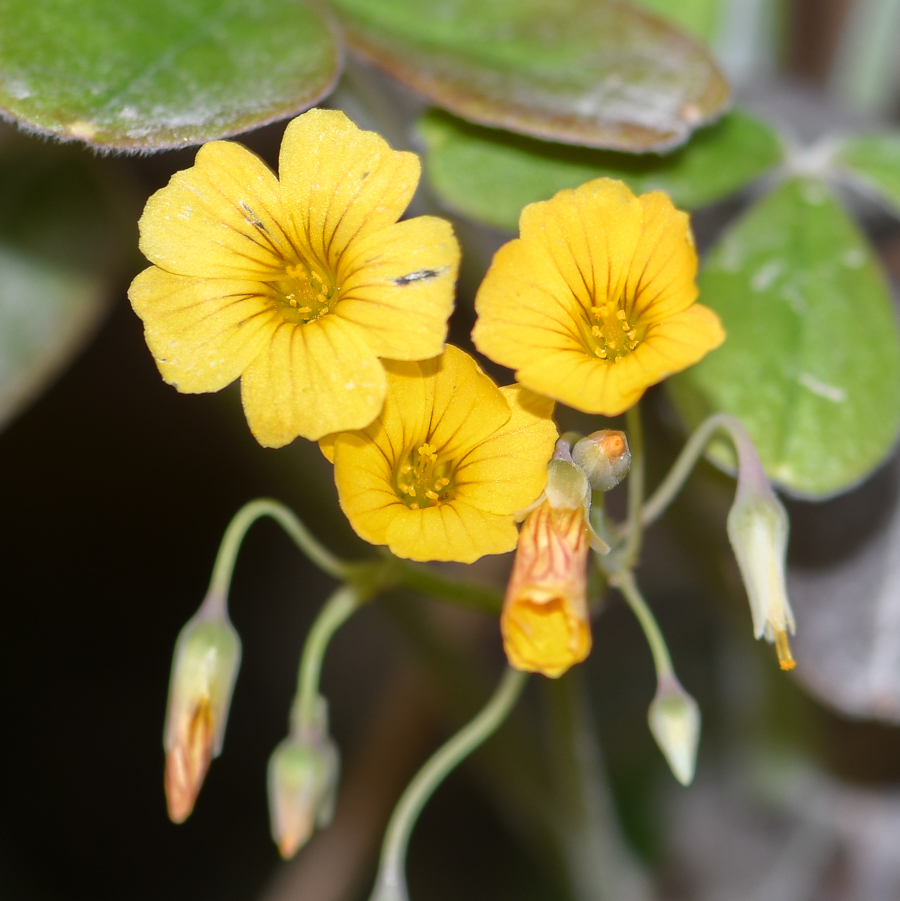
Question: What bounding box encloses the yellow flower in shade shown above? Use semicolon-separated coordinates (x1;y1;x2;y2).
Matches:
129;109;460;446
322;345;558;563
501;498;591;679
472;178;725;416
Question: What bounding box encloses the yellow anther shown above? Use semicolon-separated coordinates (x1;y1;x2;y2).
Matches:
400;465;412;474
425;490;439;500
410;503;419;510
591;325;602;337
407;486;416;497
775;630;796;671
616;309;627;321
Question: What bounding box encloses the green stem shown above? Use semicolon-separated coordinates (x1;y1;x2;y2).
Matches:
614;571;673;681
640;413;748;528
619;404;645;571
391;557;503;615
294;584;365;732
207;499;351;608
370;668;529;901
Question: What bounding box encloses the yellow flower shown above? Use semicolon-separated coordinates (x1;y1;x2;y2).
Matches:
472;178;725;416
501;498;591;679
129;109;460;446
322;345;558;563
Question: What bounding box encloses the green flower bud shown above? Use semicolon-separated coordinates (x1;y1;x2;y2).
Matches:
163;596;241;823
545;458;591;511
648;675;700;786
268;702;340;859
571;429;631;492
726;452;796;671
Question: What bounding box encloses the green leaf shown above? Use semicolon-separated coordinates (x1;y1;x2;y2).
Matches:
629;0;722;43
668;178;900;498
333;0;730;152
418;108;781;231
0;135;136;430
837;133;900;217
0;0;341;151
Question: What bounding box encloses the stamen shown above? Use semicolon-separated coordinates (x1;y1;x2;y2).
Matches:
271;260;338;324
395;445;455;509
775;630;796;671
586;300;642;363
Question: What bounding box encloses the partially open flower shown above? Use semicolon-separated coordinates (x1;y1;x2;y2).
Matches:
164;597;241;822
501;446;597;678
472;178;724;415
130;108;459;446
324;345;557;563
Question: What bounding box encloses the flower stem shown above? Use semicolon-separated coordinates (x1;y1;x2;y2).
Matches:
207;499;352;610
618;404;645;571
390;556;503;615
293;584;366;732
614;571;674;682
641;413;757;528
369;667;529;901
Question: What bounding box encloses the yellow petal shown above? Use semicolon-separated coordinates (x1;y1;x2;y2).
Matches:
240;317;387;446
335;216;459;360
472;238;587;370
632;303;726;377
627;192;698;325
129;267;278;393
279;109;421;266
503;598;592;678
456;387;557;514
332;428;403;545
318;432;337;463
425;346;511;460
385;501;519;563
506;346;612;412
138;142;292;280
519;178;643;314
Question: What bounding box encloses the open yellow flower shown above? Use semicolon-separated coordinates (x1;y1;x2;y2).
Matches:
472;178;725;416
129;109;460;446
323;345;557;563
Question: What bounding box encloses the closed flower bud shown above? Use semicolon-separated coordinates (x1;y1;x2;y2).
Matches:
726;460;796;671
163;598;241;823
545;457;592;511
648;675;701;786
571;429;631;492
268;716;340;859
501;498;592;678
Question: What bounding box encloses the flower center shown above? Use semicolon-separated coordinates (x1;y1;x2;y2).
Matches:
270;262;338;324
586;302;642;362
395;443;455;510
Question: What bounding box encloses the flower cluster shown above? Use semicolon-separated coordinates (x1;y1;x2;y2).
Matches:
132;109;743;684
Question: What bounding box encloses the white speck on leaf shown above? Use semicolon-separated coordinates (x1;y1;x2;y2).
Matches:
752;260;782;292
798;372;846;403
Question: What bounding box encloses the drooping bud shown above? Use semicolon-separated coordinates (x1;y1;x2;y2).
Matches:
648;674;701;786
268;698;340;859
725;436;796;671
163;595;241;823
571;429;631;492
501;498;592;678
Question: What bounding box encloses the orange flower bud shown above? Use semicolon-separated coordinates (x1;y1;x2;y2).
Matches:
501;499;592;678
163;602;241;823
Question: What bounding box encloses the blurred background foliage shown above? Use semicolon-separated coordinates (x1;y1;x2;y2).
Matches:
2;0;900;899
